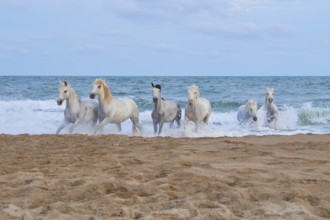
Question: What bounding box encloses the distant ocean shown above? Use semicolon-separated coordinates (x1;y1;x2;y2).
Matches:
1;76;330;137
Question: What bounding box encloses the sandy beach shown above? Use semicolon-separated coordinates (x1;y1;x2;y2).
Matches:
0;134;329;219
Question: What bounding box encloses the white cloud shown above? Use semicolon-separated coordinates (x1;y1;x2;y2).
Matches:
105;0;299;40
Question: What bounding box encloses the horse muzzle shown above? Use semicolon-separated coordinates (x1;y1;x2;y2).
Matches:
268;98;273;103
57;99;63;106
188;99;193;105
90;93;95;99
153;97;158;103
253;116;257;122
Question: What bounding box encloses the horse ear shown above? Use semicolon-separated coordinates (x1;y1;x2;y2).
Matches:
151;82;154;87
64;81;67;86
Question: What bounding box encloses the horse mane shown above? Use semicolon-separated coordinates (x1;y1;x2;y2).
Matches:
151;82;161;91
247;100;257;111
188;84;200;98
95;79;113;102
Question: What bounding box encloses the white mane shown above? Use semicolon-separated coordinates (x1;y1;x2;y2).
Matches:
187;84;200;98
246;100;258;112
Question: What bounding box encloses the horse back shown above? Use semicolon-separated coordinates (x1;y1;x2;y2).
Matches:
112;98;139;119
199;97;211;113
162;100;180;122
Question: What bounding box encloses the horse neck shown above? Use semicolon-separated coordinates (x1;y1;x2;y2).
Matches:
264;96;268;106
193;97;199;105
99;85;113;105
66;88;80;109
155;93;163;111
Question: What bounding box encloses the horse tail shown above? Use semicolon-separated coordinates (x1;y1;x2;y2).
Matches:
176;103;181;120
131;100;140;122
175;103;182;127
130;100;144;134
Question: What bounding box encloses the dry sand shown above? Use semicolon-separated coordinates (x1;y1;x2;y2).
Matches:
0;134;329;220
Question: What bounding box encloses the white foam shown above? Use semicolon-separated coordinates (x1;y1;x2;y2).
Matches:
0;100;329;136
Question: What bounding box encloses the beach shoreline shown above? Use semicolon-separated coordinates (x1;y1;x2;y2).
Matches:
0;134;329;219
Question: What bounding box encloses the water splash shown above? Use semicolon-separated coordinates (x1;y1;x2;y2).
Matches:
0;100;329;136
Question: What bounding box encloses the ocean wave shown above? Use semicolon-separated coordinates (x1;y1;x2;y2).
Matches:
297;102;330;125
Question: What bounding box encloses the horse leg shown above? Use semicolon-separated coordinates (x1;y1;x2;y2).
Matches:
69;119;83;134
183;116;189;129
137;123;143;134
203;113;210;125
175;112;181;127
116;123;122;132
130;117;140;135
176;118;181;127
195;121;200;132
169;120;174;128
92;118;98;127
158;119;164;135
94;118;110;134
153;119;158;134
56;121;68;134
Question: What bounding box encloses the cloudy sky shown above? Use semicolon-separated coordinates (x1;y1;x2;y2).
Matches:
0;0;329;76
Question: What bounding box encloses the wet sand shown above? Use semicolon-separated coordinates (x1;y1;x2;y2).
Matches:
0;134;329;219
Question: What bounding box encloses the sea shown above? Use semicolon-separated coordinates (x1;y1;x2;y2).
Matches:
1;76;330;137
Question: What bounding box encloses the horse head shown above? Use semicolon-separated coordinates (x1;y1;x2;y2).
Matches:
90;79;105;99
151;82;161;103
187;84;200;105
246;100;258;121
265;88;274;105
57;81;72;106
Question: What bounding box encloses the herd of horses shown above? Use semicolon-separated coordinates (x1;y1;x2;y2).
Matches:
56;79;278;135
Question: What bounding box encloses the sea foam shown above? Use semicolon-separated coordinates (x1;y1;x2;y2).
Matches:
1;100;330;136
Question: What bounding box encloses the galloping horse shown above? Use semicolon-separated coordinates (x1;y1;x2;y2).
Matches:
151;83;181;134
184;84;211;131
56;81;98;134
265;88;278;124
237;100;258;124
90;79;142;134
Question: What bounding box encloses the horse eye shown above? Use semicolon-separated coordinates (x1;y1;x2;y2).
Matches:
64;90;67;93
98;85;101;89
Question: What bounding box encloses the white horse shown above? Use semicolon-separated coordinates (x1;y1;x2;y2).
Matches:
56;81;99;134
151;83;181;134
89;79;142;134
237;100;258;124
265;88;278;124
184;84;212;130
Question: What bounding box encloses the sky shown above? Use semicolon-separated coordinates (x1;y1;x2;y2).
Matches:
0;0;329;76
